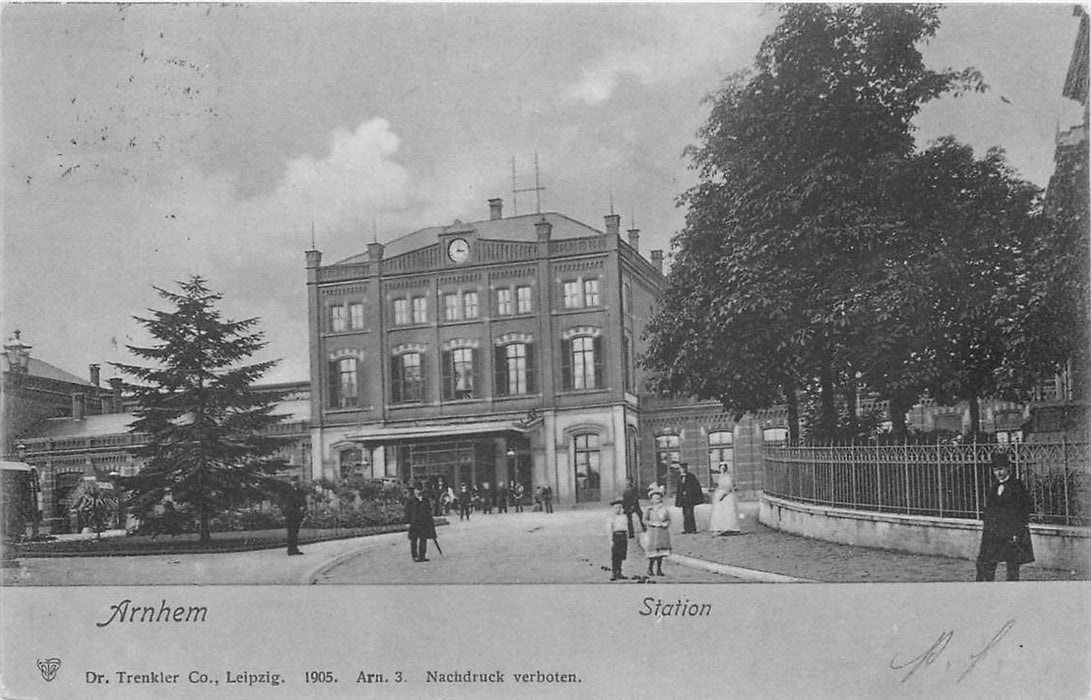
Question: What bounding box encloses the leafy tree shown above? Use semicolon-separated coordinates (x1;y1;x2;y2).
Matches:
868;138;1056;435
113;276;292;543
644;4;983;440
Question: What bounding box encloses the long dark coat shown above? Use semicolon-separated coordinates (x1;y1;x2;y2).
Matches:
977;477;1035;565
675;472;703;508
405;495;437;540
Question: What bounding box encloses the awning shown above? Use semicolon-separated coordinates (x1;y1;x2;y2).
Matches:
0;461;34;472
346;419;534;444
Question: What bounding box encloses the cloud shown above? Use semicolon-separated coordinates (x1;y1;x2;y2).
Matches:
564;6;772;105
4;117;457;384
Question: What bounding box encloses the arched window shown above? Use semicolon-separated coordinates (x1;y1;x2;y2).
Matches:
561;330;604;390
707;430;734;488
391;351;425;403
573;432;601;503
339;447;363;479
654;434;680;486
328;355;359;409
494;341;537;396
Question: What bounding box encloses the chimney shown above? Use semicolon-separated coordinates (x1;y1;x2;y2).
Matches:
71;393;86;420
305;249;322;268
535;217;553;241
367;242;385;261
488;198;503;221
109;377;123;413
604;213;621;237
89;364;101;387
627;228;640;251
651;250;664;274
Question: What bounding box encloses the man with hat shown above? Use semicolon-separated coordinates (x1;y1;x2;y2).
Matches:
606;498;631;580
675;462;703;534
405;483;437;563
976;452;1035;581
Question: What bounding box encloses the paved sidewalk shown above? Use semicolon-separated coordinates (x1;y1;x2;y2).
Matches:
670;501;1085;583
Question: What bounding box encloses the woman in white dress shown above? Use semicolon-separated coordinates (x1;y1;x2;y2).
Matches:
708;463;741;535
643;489;671;576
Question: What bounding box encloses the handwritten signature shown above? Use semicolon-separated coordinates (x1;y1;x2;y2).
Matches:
889;619;1016;684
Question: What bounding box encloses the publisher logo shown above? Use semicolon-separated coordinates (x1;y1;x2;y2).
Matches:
37;658;61;682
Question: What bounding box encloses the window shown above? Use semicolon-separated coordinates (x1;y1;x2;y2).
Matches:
573;433;601;502
463;291;478;319
442;346;478;400
583;278;600;307
339;448;363;479
563;280;581;309
495;342;536;396
496;288;513;315
330;304;347;332
516;286;532;314
349;302;365;330
393;299;410;326
708;430;734;488
412;296;427;324
391;351;424;403
562;335;603;389
762;427;788;446
996;430;1024;444
655;435;681;472
328;356;358;409
443;293;460;321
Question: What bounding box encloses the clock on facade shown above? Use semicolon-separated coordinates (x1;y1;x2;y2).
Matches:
447;237;470;263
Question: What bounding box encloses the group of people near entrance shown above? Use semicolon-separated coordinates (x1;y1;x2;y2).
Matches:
608;462;742;580
448;481;553;521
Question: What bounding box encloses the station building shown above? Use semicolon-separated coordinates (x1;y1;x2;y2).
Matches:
305;200;671;504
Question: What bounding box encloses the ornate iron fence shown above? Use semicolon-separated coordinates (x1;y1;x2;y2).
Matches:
763;441;1089;526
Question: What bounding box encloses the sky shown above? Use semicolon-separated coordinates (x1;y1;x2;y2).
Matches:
2;3;1085;385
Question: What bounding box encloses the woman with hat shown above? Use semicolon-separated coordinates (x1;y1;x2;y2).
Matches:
708;463;741;535
643;487;671;576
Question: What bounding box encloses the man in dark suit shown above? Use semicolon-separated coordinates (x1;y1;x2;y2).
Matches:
621;478;645;538
405;483;436;563
675;462;703;534
976;452;1035;581
282;476;308;556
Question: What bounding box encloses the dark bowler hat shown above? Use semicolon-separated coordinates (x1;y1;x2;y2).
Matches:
991;452;1011;469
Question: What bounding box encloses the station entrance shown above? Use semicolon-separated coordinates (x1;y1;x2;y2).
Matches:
390;432;532;492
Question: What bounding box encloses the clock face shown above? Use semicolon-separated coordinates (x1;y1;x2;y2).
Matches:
447;238;470;263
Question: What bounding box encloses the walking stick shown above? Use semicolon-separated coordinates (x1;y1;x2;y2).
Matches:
431;536;444;556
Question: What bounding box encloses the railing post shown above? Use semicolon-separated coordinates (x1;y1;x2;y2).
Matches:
903;440;910;515
848;439;854;509
1062;435;1071;526
875;445;882;512
936;442;943;518
971;442;980;518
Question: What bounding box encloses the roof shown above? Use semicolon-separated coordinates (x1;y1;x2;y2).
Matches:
0;461;33;472
1;356;95;387
20;398;312;440
332;212;604;265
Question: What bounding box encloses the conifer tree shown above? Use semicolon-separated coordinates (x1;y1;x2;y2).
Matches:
113;276;292;543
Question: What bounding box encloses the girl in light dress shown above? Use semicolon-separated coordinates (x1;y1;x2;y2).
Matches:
643;489;671;576
708;463;741;535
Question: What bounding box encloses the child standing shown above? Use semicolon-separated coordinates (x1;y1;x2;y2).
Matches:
607;498;629;581
644;488;671;576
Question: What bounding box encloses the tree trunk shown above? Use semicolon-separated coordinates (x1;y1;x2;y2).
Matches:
967;389;981;438
199;507;211;544
785;382;800;444
819;358;837;441
889;394;909;441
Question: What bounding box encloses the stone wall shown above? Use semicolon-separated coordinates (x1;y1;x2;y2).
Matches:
760;494;1090;573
